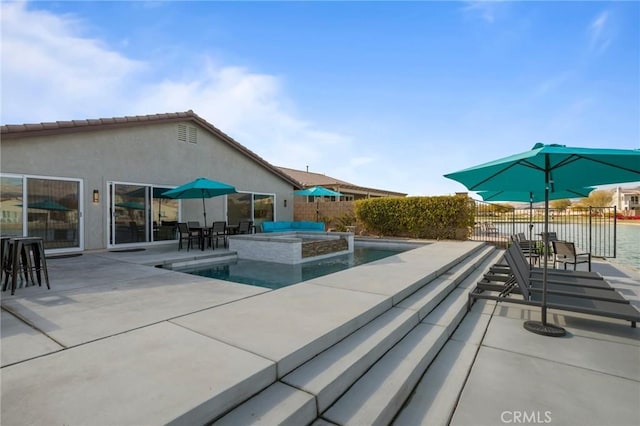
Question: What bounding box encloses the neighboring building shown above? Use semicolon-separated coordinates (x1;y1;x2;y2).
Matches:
613;186;640;216
277;166;407;201
1;110;300;252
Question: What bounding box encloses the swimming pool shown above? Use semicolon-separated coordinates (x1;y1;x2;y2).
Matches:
175;244;420;290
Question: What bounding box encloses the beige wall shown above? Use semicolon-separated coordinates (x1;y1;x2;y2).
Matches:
1;121;295;250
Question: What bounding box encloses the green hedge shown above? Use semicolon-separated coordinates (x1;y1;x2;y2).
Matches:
355;195;475;239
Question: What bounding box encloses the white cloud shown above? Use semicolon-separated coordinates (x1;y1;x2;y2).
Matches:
1;1;145;122
589;10;613;53
1;1;363;186
462;0;507;24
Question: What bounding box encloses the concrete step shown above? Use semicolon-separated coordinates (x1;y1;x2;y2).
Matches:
282;307;420;413
322;323;449;425
320;249;502;425
393;251;504;426
280;247;497;415
210;244;497;425
214;382;316;426
396;246;497;319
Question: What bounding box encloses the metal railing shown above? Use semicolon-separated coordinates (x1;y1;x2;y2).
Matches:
473;201;617;258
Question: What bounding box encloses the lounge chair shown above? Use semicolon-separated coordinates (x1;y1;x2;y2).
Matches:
553;240;591;271
489;239;603;282
480;244;622;298
514;233;540;265
469;244;639;327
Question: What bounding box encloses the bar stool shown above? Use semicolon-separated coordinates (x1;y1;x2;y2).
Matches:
3;237;50;295
1;236;12;284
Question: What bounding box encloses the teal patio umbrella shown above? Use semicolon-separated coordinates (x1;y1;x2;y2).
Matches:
293;186;343;197
446;143;640;337
115;201;146;210
162;177;237;227
294;186;343;221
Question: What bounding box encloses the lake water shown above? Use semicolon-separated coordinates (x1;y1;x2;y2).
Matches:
611;223;639;271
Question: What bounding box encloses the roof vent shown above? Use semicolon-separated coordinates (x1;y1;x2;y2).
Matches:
178;124;197;144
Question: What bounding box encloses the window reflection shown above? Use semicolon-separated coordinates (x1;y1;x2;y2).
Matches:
27;178;79;249
0;176;24;237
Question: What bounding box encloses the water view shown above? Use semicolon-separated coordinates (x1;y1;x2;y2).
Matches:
611;223;639;270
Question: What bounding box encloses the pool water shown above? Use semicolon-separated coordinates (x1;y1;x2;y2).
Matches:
180;246;414;290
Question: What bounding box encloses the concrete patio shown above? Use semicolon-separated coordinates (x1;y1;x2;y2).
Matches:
1;241;638;425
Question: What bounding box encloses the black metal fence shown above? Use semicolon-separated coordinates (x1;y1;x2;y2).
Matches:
473;200;617;258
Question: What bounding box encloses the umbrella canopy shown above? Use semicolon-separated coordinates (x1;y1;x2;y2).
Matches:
115;201;146;210
445;143;640;192
162;177;237;227
23;200;70;211
294;186;343;197
476;187;594;203
446;143;640;337
294;186;342;221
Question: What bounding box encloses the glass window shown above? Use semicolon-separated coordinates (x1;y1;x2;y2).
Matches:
112;183;147;244
253;194;274;228
0;176;24;237
153;187;178;241
27;178;80;249
228;193;252;225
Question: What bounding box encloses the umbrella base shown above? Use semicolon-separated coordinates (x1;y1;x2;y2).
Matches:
523;320;566;337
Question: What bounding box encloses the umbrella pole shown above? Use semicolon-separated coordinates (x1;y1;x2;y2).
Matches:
524;156;566;337
528;192;533;267
202;195;207;228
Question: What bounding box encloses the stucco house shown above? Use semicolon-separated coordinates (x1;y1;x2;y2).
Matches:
1;110;300;253
613;186;640;216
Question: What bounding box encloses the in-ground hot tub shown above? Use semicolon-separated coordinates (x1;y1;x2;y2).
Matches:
228;231;354;264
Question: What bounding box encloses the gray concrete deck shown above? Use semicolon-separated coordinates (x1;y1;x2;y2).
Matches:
1;242;639;425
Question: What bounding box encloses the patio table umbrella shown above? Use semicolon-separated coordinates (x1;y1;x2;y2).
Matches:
294;186;343;221
162;177;236;228
445;143;640;337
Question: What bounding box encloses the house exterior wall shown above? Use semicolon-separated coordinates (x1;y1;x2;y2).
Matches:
1;120;294;250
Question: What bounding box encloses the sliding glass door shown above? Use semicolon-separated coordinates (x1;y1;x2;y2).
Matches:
0;174;82;251
108;182;178;246
227;192;275;229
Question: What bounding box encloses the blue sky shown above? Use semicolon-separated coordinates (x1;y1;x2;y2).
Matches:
2;1;639;196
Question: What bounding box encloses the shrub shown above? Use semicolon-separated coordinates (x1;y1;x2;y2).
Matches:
355;195;475;239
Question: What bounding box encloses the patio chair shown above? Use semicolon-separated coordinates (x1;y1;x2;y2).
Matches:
482;222;499;234
540;231;558;258
469;243;639;328
553;240;592;272
187;221;201;230
210;221;228;248
237;220;253;234
177;222;199;251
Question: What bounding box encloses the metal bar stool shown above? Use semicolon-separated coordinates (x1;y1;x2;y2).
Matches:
4;237;50;295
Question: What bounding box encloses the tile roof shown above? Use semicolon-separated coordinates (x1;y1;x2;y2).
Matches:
1;110;299;188
277;166;407;197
